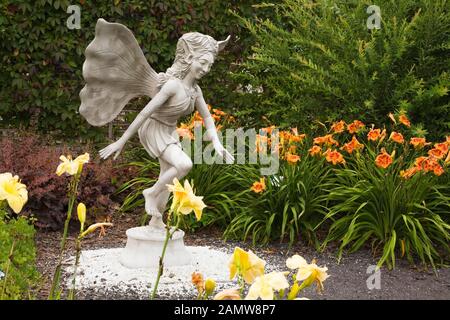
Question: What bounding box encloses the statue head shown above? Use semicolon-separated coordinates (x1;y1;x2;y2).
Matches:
164;32;230;81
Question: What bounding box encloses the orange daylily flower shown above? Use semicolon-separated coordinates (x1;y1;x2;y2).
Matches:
251;178;266;193
428;147;446;160
261;125;276;135
434;142;449;154
410;137;431;149
367;128;386;141
389;132;404;144
286;153;300;164
400;167;420;179
433;164;445;176
341;136;364;154
213;108;226;116
212;114;221;122
255;135;269;153
191;272;205;294
278;131;291;145
420;156;445;176
313;134;339;147
288;145;297;154
177;124;194;140
375;148;394;169
192;111;204;126
414;156;428;169
289;133;306;144
347;120;365;134
331;120;346;134
423;157;440;173
324;149;346;165
309;145;322;156
399;114;411;127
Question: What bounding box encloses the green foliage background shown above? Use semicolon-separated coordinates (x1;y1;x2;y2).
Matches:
232;0;450;139
0;208;40;299
0;0;263;140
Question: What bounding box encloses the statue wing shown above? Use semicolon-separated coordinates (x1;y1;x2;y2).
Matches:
79;18;160;126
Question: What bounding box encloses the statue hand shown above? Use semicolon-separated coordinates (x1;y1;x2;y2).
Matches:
99;139;125;160
213;140;235;164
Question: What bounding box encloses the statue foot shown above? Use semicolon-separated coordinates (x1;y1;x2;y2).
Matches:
143;188;161;218
148;215;166;230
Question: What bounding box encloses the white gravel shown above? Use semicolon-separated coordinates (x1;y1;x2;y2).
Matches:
64;246;239;298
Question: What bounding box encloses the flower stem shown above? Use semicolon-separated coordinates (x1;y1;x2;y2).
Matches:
150;215;179;300
0;239;16;300
238;275;245;297
68;236;82;300
49;174;80;300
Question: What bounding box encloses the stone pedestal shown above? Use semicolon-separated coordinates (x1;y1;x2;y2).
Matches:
119;225;192;269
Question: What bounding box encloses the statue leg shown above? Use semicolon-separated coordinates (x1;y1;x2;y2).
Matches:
143;144;192;222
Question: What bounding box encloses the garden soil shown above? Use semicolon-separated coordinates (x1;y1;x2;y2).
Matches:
35;212;450;300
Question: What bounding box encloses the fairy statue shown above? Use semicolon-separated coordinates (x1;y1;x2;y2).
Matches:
79;19;234;230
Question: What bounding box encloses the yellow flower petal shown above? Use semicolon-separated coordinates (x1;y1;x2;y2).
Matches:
74;153;90;164
0;173;28;213
296;268;313;281
229;247;265;284
213;288;241;300
286;254;307;270
245;272;289;300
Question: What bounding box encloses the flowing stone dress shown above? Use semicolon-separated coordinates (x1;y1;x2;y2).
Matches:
138;84;197;158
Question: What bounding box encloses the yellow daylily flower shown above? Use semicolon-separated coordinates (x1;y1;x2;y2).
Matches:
56;153;90;176
0;173;28;214
176;180;206;221
166;178;188;212
77;203;86;229
286;254;329;292
245;271;290;300
213;288;241;300
166;178;206;220
229;247;266;284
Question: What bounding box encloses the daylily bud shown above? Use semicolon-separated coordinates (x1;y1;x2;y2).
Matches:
80;222;113;238
205;278;216;296
77;203;86;230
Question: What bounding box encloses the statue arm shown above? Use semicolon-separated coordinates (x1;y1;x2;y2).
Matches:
194;88;219;143
99;80;177;160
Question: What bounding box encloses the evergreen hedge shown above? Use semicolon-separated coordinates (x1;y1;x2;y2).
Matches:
232;0;449;139
0;0;261;140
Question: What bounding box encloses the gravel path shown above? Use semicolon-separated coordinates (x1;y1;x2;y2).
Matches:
35;212;450;300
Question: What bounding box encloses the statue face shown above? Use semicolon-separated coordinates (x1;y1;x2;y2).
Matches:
190;53;214;80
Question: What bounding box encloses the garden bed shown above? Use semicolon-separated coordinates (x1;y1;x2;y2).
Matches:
34;211;450;300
